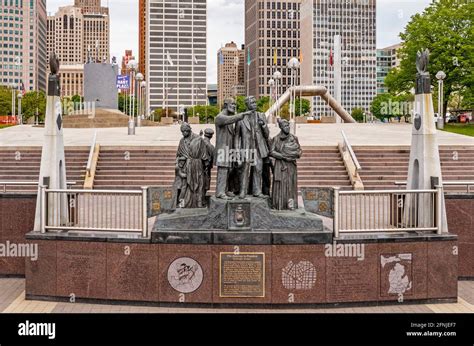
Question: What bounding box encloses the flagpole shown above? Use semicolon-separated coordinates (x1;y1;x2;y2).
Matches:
299;64;302;118
247;47;250;96
192;49;194;115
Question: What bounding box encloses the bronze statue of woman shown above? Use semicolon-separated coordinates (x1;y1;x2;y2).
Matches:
270;119;302;210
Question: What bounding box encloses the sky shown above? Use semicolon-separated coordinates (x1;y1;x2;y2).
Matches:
47;0;433;84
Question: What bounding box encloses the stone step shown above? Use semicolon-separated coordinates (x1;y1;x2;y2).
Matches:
97;157;345;162
0;174;84;179
98;154;343;159
95;170;346;178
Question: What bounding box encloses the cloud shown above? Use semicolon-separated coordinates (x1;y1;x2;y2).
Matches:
376;0;431;48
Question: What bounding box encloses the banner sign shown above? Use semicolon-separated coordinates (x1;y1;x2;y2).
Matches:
116;75;130;90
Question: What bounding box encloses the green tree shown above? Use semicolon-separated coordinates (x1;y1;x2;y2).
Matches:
257;96;271;113
118;93;137;116
71;94;82;103
351;108;365;123
152;108;163;122
280;104;290;120
394;93;415;121
189;105;220;124
294;98;311;117
370;94;393;121
0;86;13;115
235;96;247;113
385;0;474;115
21;91;46;122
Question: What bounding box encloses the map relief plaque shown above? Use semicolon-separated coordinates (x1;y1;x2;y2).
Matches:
219;252;265;298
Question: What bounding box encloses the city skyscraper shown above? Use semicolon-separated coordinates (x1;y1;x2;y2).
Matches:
147;0;207;113
0;0;47;91
217;42;245;107
245;0;301;99
377;43;402;94
74;0;108;15
300;0;377;118
139;0;147;76
47;0;110;97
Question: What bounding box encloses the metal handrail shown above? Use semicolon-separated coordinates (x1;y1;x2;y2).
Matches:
339;188;437;194
40;187;149;238
395;181;474;193
1;181;76;193
86;131;97;177
45;188;139;194
443;181;474;193
341;130;362;173
333;187;443;237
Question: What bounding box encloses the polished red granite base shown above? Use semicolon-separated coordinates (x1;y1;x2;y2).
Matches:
0;194;36;276
446;195;474;278
25;238;458;306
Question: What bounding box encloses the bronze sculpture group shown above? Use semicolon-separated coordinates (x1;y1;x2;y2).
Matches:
173;96;302;211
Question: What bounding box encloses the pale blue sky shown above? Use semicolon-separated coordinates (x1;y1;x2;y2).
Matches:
47;0;433;83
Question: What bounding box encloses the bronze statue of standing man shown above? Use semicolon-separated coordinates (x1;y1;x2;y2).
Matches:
214;99;250;199
234;96;270;199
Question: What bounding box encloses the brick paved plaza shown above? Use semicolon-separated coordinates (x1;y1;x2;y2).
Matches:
1;123;474;147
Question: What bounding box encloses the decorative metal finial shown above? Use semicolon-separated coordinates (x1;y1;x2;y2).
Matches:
48;52;61;96
416;49;429;75
49;52;60;76
415;49;431;95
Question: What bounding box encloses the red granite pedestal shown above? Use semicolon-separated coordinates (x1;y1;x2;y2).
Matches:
24;232;458;307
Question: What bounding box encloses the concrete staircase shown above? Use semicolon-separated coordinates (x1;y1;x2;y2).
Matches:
63;108;159;128
354;146;474;190
299;146;352;189
0;148;89;191
93;146;352;191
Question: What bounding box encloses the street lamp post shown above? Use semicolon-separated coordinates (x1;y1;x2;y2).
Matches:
136;72;144;127
436;71;446;129
127;60;138;135
273;70;282;119
287;57;300;134
141;80;147;120
11;84;16;124
17;92;23;125
268;78;275;124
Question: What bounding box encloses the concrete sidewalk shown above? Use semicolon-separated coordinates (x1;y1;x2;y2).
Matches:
1;123;474;147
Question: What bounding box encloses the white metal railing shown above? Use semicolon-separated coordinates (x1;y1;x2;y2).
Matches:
333;187;444;237
1;181;76;193
86;131;97;177
341;130;362;176
39;187;149;238
395;181;474;193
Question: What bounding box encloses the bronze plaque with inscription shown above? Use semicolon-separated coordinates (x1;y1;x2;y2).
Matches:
219;252;265;298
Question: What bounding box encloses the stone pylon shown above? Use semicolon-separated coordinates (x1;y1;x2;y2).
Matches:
404;49;448;233
34;53;69;231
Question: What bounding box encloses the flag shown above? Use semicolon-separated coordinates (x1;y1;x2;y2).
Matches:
247;47;251;66
20;81;25;95
166;51;174;66
299;50;303;63
194;54;199;65
329;48;334;66
273;49;277;65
